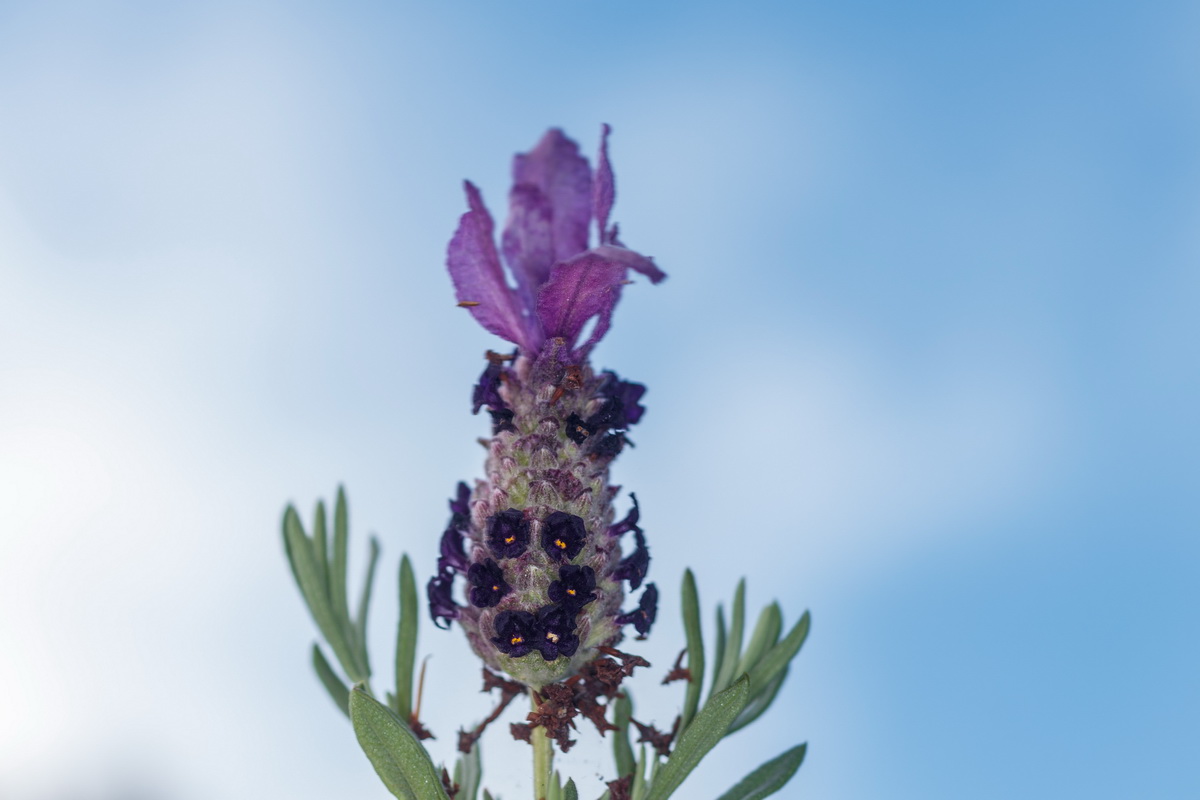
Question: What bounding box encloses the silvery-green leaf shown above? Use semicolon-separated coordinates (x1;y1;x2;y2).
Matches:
395;554;419;720
312;499;329;591
645;676;750;800
563;778;578;800
736;602;782;677
354;536;381;673
631;745;648;800
710;605;727;698
283;506;359;680
680;569;705;732
612;692;635;779
311;643;350;717
713;743;806;800
728;668;787;734
457;739;481;800
349;686;448;800
712;580;746;695
332;486;366;679
747;611;809;698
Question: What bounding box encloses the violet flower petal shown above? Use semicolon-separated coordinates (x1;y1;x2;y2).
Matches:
536;252;626;355
593;123;615;245
592;243;667;285
512;129;593;264
501;184;555;312
448;181;533;348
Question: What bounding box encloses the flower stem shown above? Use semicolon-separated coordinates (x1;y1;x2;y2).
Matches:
531;696;553;800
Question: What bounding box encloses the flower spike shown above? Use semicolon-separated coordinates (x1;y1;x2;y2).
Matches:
431;127;663;689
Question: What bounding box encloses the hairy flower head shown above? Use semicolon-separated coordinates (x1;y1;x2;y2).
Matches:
428;126;663;688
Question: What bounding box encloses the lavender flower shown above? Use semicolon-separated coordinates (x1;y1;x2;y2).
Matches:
429;126;665;688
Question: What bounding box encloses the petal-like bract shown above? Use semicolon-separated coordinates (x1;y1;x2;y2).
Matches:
448;181;533;349
511;129;593;264
537;252;627;356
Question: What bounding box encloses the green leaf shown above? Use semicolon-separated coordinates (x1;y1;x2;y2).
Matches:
710;605;727;698
746;611;809;698
612;691;635;779
728;668;787;734
714;743;806;800
354;536;381;674
548;770;563;800
563;778;578;800
680;569;705;732
481;791;494;800
349;686;449;800
737;602;782;677
312;499;329;592
457;739;481;800
311;643;350;717
712;580;746;696
645;676;750;800
283;506;360;681
332;486;365;680
395;554;419;720
631;745;649;800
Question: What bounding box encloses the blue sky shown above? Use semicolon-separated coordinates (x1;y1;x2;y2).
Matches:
0;2;1196;799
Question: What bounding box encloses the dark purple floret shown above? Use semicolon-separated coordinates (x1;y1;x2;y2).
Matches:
487;509;531;558
492;610;537;657
547;564;596;611
599;371;647;427
608;493;641;538
541;511;587;561
564;413;593;444
427;568;460;630
612;529;650;590
586;396;625;431
449;481;471;517
468;559;510;608
489;407;516;434
438;525;469;573
591;432;625;459
472;362;506;414
616;583;658;638
534;604;580;661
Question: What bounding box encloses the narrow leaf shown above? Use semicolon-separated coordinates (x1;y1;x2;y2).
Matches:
313;499;329;592
680;569;705;732
712;580;746;695
728;668;787;734
714;744;806;800
332;486;365;680
737;602;782;678
645;676;750;800
710;605;727;698
459;740;482;800
283;507;360;679
312;643;350;717
612;692;635;779
548;770;563;800
631;745;648;800
354;536;381;673
563;778;578;800
349;686;449;800
747;611;809;698
395;554;419;720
